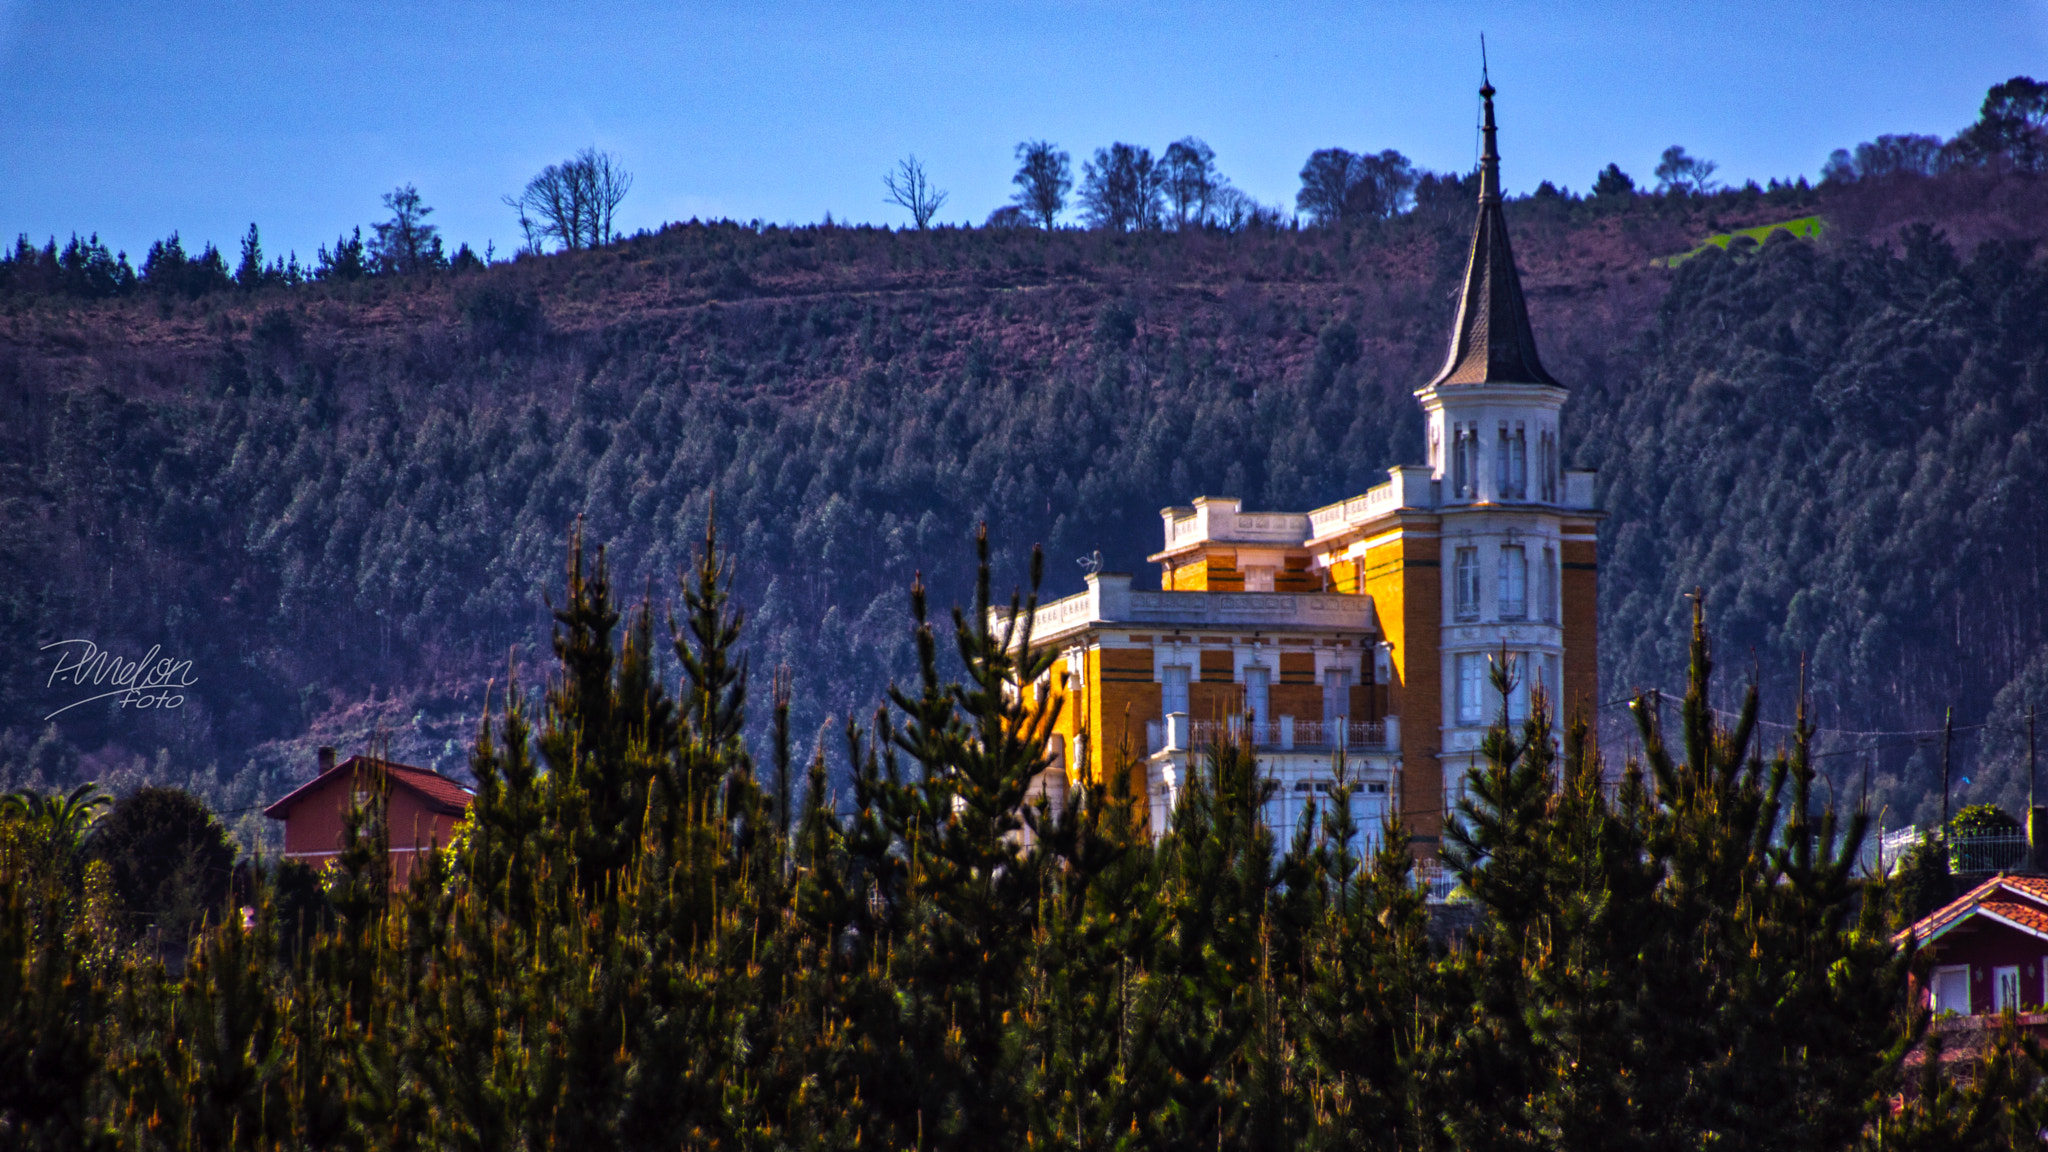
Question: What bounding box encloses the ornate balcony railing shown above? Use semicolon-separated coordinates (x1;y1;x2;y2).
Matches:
1146;716;1388;755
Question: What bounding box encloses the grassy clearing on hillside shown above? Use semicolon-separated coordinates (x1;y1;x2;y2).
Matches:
1656;215;1826;266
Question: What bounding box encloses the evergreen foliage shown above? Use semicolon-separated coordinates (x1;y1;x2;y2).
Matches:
0;523;2007;1149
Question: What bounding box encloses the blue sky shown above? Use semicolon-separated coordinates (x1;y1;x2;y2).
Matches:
1;1;2043;265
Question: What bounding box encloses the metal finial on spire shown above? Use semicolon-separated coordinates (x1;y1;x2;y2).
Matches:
1481;33;1490;88
1478;76;1500;204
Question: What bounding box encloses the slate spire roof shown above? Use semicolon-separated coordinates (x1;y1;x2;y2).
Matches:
1427;81;1560;389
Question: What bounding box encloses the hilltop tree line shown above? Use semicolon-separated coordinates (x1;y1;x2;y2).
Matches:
7;76;2040;302
7;521;2046;1150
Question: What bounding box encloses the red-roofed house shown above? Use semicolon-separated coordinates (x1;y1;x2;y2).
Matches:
1898;874;2048;1019
264;747;474;889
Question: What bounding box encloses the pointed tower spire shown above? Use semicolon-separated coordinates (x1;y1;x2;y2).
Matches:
1427;80;1558;388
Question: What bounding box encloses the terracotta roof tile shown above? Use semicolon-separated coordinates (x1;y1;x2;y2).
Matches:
1897;874;2048;948
1999;874;2048;904
1898;875;2012;946
1980;900;2048;938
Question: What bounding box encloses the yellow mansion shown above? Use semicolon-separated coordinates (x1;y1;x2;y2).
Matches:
1017;84;1601;858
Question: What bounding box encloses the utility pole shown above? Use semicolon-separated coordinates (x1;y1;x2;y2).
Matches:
2030;705;2039;872
1941;706;1954;837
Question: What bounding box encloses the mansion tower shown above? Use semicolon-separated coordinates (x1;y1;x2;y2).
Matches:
1016;84;1601;858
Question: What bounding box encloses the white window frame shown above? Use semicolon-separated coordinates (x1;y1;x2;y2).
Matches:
1499;545;1527;620
1454;547;1480;621
1243;565;1276;592
1505;652;1529;723
1932;964;1972;1015
1243;665;1270;728
1541;545;1559;623
1323;667;1351;728
1996;964;2022;1013
1456;654;1484;725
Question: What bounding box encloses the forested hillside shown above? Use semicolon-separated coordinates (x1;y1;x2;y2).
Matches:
3;119;2046;836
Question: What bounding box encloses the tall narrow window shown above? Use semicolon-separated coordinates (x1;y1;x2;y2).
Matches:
1322;668;1351;724
1499;545;1527;620
1506;652;1530;722
1161;665;1190;717
1540;546;1558;623
1454;547;1480;620
1323;667;1351;733
1496;425;1511;498
1509;425;1527;498
1243;666;1270;732
1451;424;1470;498
1541;431;1557;501
1456;654;1484;725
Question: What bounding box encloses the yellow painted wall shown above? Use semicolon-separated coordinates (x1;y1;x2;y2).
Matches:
1356;525;1443;852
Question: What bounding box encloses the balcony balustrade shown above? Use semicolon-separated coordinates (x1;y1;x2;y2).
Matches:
1146;715;1389;755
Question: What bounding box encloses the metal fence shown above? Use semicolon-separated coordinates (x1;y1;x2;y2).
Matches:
1951;832;2031;875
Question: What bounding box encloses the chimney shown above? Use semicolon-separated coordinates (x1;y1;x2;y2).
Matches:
318;746;336;775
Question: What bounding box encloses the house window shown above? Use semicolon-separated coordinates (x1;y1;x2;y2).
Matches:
1451;424;1471;498
1243;666;1269;723
1496;425;1511;497
1997;965;2022;1013
1242;665;1270;744
1499;545;1527;620
1323;668;1351;728
1932;965;1971;1015
1510;425;1527;498
1161;665;1190;717
1454;548;1480;621
1541;546;1559;623
1456;654;1484;725
1540;430;1558;502
1244;566;1275;592
1494;652;1529;723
